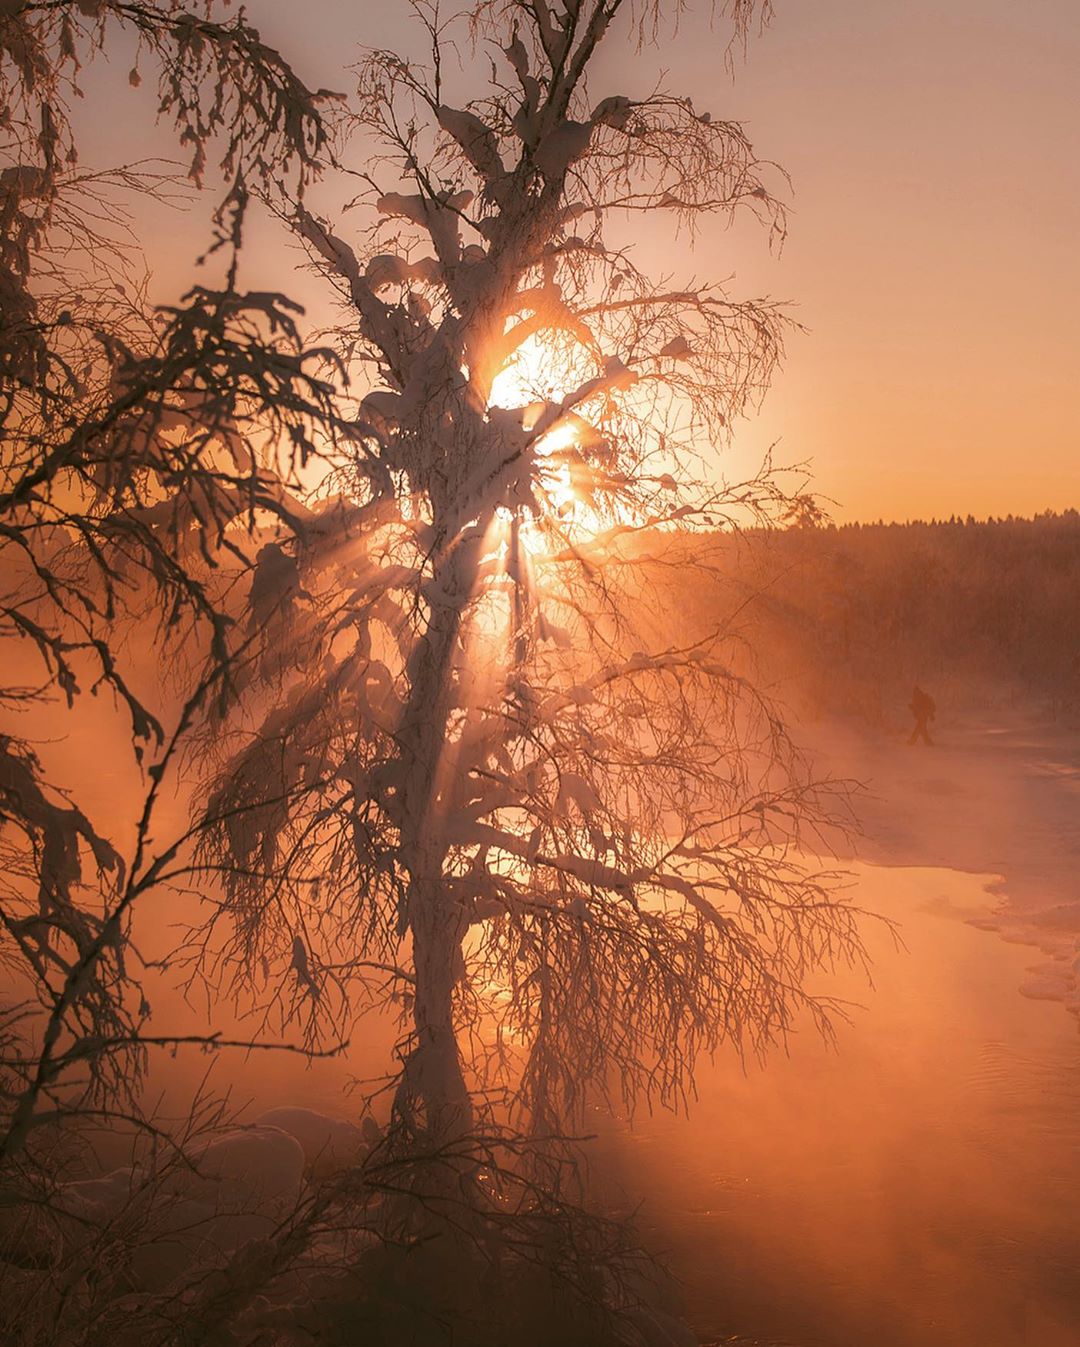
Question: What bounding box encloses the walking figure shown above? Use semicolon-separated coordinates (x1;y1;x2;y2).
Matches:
908;684;936;746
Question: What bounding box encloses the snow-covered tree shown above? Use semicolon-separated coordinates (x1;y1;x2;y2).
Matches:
0;2;874;1341
198;0;863;1151
0;0;343;1161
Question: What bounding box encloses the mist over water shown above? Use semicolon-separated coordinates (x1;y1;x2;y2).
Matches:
18;604;1080;1347
107;715;1080;1347
133;849;1080;1347
601;861;1080;1347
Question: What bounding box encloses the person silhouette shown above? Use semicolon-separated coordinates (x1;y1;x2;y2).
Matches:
908;684;936;746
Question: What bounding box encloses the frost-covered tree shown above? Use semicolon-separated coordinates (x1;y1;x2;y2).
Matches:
0;7;389;1339
0;0;344;1160
198;0;862;1153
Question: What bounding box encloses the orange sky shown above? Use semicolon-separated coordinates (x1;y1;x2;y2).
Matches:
79;1;1079;523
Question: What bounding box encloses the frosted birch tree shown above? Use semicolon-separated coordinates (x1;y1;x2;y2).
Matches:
0;1;872;1342
199;0;862;1152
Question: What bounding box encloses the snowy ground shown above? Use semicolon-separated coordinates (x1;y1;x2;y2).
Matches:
603;707;1080;1347
806;707;1080;1017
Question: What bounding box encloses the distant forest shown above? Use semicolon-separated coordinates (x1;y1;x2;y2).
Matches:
653;510;1080;726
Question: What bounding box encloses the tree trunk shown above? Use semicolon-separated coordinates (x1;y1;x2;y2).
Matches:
394;537;481;1139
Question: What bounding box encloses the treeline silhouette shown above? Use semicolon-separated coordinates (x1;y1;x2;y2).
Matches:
664;510;1080;725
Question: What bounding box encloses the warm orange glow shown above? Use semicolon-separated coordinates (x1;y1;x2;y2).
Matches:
486;336;561;414
485;337;606;550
